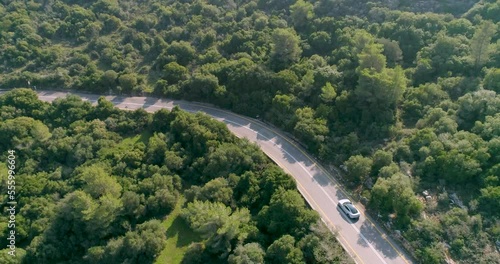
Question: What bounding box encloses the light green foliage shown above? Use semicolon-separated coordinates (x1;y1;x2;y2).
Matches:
100;70;118;89
344;155;373;184
415;130;489;184
377;162;400;179
1;0;499;261
470;21;497;68
181;200;251;255
352;30;376;55
266;235;304;264
438;208;491;259
118;73;138;93
258;188;319;239
268;94;297;129
371;173;423;228
290;0;314;29
0;248;26;263
456;90;500;130
163;62;188;84
293;107;329;150
371;150;393;176
377;38;403;67
358;43;386;73
483;68;500;93
185;177;233;206
200;141;267;181
472;113;500;140
298;221;350;264
228;243;265;264
183;72;223;100
320;82;337;103
0;90;349;263
0;116;51;151
354;40;407;133
270;28;302;70
416;108;458;134
0;88;48;119
77;164;122;199
414;34;469;84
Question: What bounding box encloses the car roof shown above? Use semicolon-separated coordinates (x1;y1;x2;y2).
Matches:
345;203;358;213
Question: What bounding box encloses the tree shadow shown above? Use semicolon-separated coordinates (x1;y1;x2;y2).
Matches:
357;221;399;259
166;216;203;248
310;169;332;187
143;96;160;109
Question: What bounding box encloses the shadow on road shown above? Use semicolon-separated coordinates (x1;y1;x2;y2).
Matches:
310;170;331;186
143;96;160;108
358;221;399;259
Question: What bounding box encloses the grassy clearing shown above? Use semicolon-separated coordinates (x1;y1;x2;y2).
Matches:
98;132;203;263
155;196;203;264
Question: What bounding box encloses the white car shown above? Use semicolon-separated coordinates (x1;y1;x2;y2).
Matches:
338;199;360;219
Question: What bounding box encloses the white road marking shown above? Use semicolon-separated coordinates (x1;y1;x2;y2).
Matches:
34;93;402;264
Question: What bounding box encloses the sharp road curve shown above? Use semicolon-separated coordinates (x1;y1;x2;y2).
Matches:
32;90;412;264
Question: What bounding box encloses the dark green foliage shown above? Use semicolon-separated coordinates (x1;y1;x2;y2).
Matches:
0;117;50;153
456;90;500;130
413;35;470;85
371;150;393;177
293;107;329;151
402;83;450;124
228;243;265;264
258;188;319;240
88;220;167;264
298;221;350;264
344;155;373;184
479;186;500;217
181;200;252;257
49;95;93;127
370;173;424;228
483;68;500;93
185;177;233;206
0;89;49;120
0;91;349;263
2;0;499;261
265;235;304;264
234;165;297;213
269;28;302;71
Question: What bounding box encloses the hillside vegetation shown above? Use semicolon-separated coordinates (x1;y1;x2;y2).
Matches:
0;89;350;264
1;0;500;263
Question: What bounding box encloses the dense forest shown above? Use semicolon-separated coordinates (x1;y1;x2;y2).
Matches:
1;0;499;263
0;88;350;263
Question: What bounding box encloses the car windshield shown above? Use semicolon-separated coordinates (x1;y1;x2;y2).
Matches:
346;203;358;214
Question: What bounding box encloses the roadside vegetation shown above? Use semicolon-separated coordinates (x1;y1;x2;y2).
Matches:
1;0;499;262
0;89;350;263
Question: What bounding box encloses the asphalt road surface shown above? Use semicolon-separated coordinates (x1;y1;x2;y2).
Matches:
30;90;413;264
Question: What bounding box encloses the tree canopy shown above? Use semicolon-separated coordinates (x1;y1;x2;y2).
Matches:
1;0;499;262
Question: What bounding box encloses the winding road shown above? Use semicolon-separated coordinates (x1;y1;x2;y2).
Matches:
31;90;413;264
